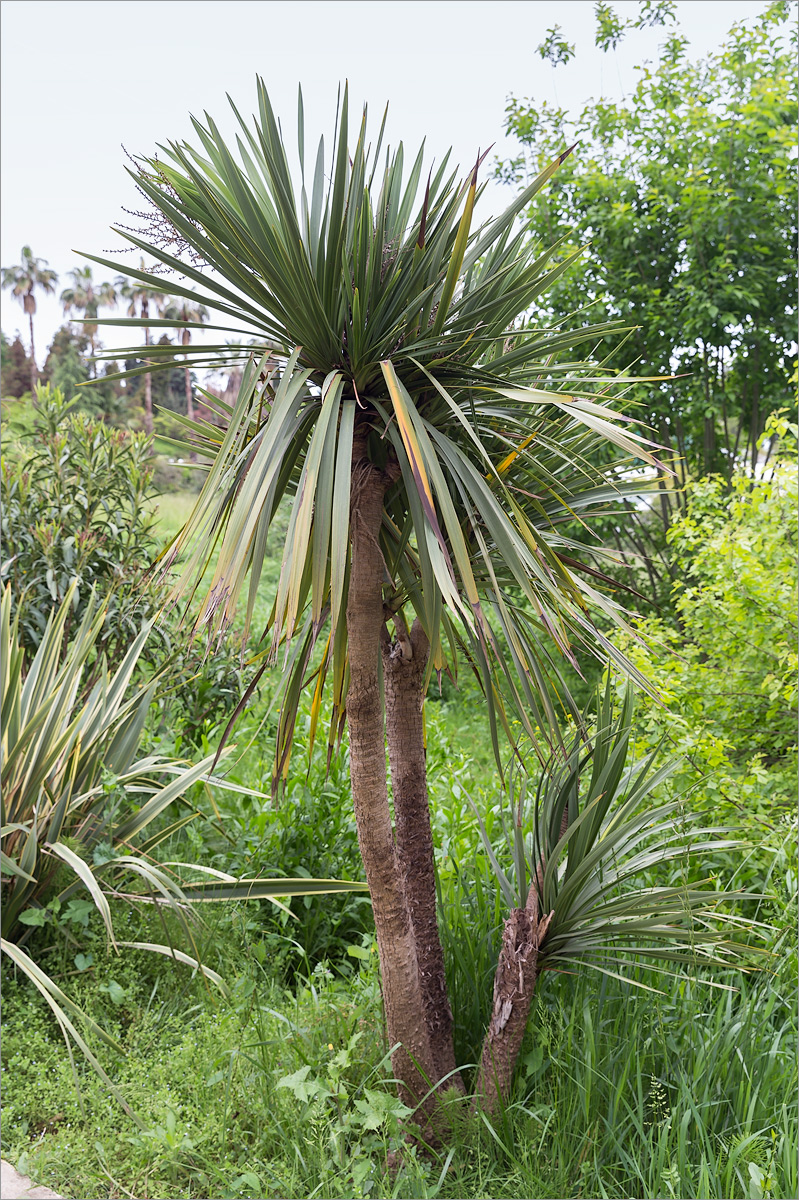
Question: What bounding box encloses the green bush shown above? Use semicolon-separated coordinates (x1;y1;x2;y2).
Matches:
1;385;161;668
1;384;253;740
183;709;370;976
613;431;797;824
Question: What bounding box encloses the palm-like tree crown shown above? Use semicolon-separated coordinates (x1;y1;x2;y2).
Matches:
60;266;117;321
87;82;664;772
2;246;59;391
2;246;58;316
60;266;117;371
163;296;208;343
116;266;168;327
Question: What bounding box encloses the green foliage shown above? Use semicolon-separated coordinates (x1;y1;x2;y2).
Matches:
593;1;677;52
177;708;370;974
0;385;262;741
0;584;228;1118
2;931;795;1199
48;336;89;396
501;3;798;479
1;384;161;667
41;326;128;421
159;641;247;747
537;26;575;67
613;438;797;821
126;335;187;415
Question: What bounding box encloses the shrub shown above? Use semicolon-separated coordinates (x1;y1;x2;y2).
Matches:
613;431;798;823
1;383;254;740
1;384;161;667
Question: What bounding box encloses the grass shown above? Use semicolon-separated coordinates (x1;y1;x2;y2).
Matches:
148;488;202;535
3;901;796;1200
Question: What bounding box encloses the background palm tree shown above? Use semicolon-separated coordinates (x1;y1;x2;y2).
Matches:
1;247;58;393
163;295;208;424
116;264;167;434
87;83;743;1124
60;266;118;375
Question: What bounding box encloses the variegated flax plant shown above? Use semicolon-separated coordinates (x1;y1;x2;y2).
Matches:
83;82;755;1134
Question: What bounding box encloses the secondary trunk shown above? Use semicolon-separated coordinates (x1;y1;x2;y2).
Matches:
345;453;437;1116
382;616;464;1094
474;887;552;1115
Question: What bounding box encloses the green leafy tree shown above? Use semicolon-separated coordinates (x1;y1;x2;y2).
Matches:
40;326;129;422
613;414;798;820
87;83;753;1125
498;2;797;487
1;247;59;394
1;331;34;398
123;334;186;424
59;265;117;374
42;324;90;397
1;385;159;665
151;334;193;413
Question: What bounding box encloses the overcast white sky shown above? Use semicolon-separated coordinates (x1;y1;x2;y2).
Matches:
1;0;771;364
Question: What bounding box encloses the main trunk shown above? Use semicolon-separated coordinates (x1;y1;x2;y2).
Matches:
345;446;556;1126
382;617;463;1094
345;455;437;1114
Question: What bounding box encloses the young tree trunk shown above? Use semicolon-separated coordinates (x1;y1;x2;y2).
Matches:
142;306;154;436
143;370;154;436
184;364;197;461
473;888;552;1115
28;309;37;395
184;365;194;424
382;615;464;1094
345;454;437;1116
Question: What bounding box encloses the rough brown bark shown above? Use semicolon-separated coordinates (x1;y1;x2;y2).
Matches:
474;804;566;1114
474;887;552;1115
382;615;464;1094
345;453;437;1116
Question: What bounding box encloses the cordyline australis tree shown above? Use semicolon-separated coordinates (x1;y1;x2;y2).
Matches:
85;83;747;1131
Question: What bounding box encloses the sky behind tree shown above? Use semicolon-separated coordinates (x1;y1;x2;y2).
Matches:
1;0;770;363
